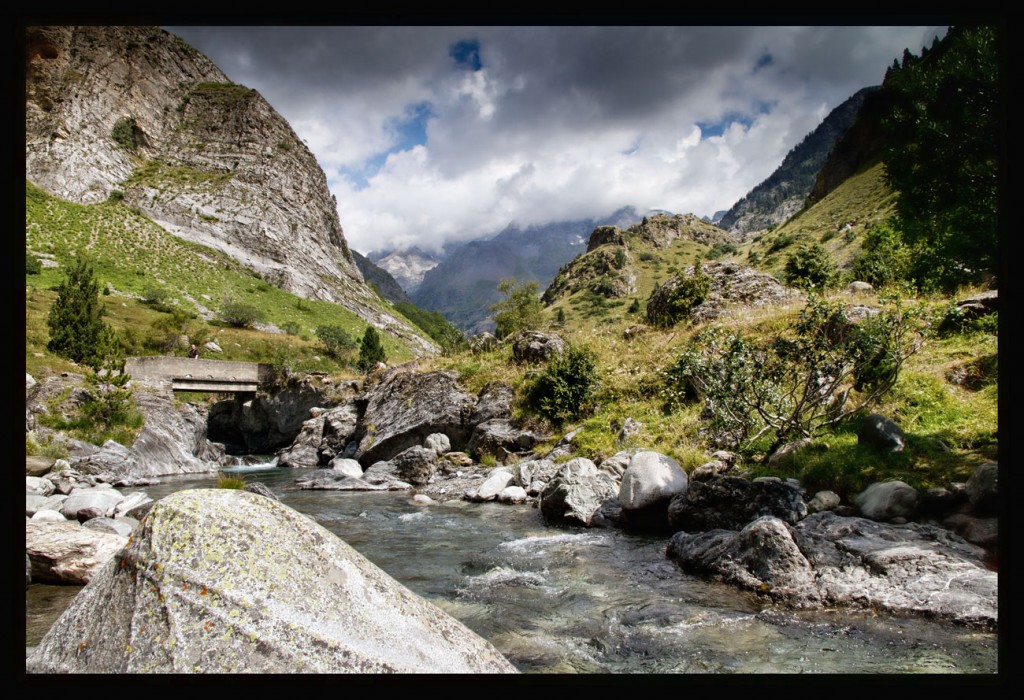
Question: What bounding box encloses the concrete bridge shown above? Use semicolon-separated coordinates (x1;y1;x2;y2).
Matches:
123;356;274;394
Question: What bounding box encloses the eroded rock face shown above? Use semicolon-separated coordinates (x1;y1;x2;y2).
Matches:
26;489;518;674
667;475;807;532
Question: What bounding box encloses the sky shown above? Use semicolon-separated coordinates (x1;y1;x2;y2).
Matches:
165;24;947;257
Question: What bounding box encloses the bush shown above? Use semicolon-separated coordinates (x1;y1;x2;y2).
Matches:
851;220;912;289
526;344;599;426
646;264;711;328
315;324;357;358
219;299;265;328
282;321;301;336
660;294;925;454
111;116;139;151
141;284;173;312
26;254;42;275
784;243;838;290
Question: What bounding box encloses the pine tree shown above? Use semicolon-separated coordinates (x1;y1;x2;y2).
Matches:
357;326;386;372
46;256;113;369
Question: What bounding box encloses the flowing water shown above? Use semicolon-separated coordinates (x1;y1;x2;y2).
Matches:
26;464;999;674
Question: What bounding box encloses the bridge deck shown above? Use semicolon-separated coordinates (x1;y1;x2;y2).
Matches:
124;356;273;394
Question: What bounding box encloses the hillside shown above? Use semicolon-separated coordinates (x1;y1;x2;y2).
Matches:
24;25;433;353
716;87;876;237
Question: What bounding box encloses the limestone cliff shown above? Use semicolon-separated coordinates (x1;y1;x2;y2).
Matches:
24;25;435;354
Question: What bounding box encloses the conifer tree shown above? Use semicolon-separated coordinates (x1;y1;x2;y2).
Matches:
46;256;113;369
357;326;386;372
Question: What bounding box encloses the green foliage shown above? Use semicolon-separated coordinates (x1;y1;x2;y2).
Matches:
783;242;839;290
881;25;1000;291
646;264;711;328
110;116;139;151
851;219;912;288
108;189;124;202
393;301;466;353
218;299;265;328
281;321;301;336
526;344;599;426
491;278;544;340
26;254;42;275
707;242;739;259
46;256;115;369
315;324;357;359
141;284;173;312
660;295;925;454
357;326;386;372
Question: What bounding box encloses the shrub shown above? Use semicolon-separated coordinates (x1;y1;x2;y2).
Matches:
26;254;42;275
141;284;173;312
282;321;301;336
851;220;912;289
646;264;711;328
315;324;357;358
783;242;838;290
108;189;124;202
219;299;265;328
111;116;139;151
526;344;599;426
660;294;925;454
491;278;544;339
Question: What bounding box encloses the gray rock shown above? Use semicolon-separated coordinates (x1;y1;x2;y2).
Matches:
510;331;565;364
26;455;53;477
26;519;128;585
60;488;125;521
668;511;996;628
965;462;998;515
618;451;687;511
539;458;619;527
767;438;813;466
82;517;137;537
845;281;874;295
668;475;807;532
328;457;364;478
243;481;280;501
391;445;439;486
807;490;841;514
854;480;919;522
26;489;517;673
858;414;906;452
30;509;67;523
277;413;327;468
424;433;451;456
468;468;515;501
467;418;541;463
616;417;643;443
26;476;56;496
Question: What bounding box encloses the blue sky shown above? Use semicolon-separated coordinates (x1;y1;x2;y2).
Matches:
166;25;947;256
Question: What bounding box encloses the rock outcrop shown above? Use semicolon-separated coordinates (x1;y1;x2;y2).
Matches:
26;488;518;673
24;25;435;354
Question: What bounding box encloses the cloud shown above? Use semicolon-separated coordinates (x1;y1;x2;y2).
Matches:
166;24;946;255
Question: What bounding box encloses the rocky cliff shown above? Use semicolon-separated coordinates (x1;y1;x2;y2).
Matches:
24;25;433;353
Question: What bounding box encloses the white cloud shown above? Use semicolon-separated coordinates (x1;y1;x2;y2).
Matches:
166;24;948;255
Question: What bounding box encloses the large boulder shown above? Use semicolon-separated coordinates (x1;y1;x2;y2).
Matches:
618;451;687;510
26;489;518;673
539;458;619;527
854;480;919;522
667;511;997;628
509;331;565;364
26;519;128;585
354;369;479;466
668;475;807;532
858;414;906;452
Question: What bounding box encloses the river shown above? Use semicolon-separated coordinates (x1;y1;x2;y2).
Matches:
26;464;999;674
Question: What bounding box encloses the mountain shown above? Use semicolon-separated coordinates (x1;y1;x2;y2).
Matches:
716;87;877;237
412;207;644;334
351;251;412;305
369;246;444;295
24;25;433;354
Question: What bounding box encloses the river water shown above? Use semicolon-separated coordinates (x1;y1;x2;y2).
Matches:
26;464;999;675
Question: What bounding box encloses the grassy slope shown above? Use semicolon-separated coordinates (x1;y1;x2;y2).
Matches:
429;167;997;499
25;181;430;379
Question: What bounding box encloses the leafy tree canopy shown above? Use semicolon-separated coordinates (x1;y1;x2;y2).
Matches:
881;25;1001;291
